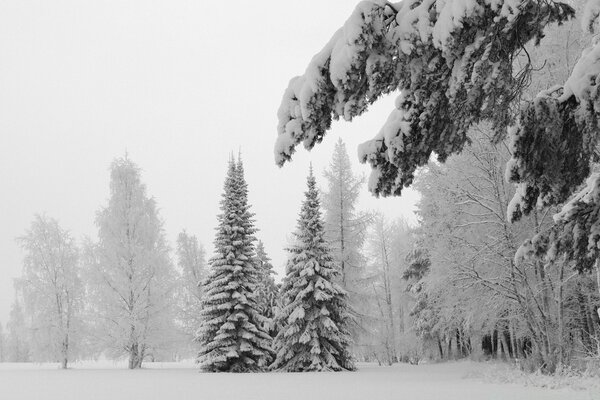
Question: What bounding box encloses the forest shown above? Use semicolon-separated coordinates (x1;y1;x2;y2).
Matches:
1;0;600;398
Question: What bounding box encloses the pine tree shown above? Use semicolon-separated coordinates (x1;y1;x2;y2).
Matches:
272;167;354;372
196;156;273;372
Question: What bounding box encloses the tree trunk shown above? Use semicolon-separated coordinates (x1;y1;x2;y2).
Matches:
500;330;510;361
60;335;68;369
128;343;142;369
496;330;503;359
380;234;397;363
597;260;600;356
509;320;518;359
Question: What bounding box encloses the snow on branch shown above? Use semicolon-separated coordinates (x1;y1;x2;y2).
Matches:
513;173;600;274
508;27;600;274
506;35;600;224
275;0;574;196
583;0;600;32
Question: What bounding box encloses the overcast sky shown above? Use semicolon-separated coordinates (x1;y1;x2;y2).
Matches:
0;0;419;325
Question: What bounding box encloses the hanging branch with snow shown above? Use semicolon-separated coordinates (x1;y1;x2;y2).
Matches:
505;2;600;273
275;0;574;196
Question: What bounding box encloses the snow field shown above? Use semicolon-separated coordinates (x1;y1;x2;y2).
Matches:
0;361;597;400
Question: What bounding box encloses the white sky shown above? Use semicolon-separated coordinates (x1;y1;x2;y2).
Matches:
0;0;419;325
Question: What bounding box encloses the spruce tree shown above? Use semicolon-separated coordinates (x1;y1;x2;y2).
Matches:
272;167;354;372
196;156;273;372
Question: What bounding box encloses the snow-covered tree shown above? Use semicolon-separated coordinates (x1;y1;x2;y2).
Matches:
6;297;30;362
272;168;354;372
85;156;177;369
321;139;372;345
275;0;575;197
362;215;417;364
17;215;82;368
412;122;600;370
365;214;400;365
255;240;278;329
196;156;273;372
322;139;370;288
176;230;206;342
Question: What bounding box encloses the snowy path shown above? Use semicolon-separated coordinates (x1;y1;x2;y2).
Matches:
0;361;596;400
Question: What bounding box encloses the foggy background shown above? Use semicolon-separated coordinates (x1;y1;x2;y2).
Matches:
0;0;418;325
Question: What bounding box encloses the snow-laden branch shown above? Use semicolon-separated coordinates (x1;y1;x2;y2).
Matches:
506;5;600;224
276;0;574;196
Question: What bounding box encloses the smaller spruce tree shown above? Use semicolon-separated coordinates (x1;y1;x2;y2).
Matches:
272;167;355;372
255;241;278;333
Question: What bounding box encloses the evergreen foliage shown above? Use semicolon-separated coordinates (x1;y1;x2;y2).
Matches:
272;168;355;372
255;241;279;331
275;0;575;197
196;156;273;372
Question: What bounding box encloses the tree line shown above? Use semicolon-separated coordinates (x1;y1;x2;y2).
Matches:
0;145;386;371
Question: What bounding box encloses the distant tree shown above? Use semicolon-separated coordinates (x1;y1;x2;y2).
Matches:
365;214;398;365
196;156;273;372
272;168;354;372
85;156;176;369
363;215;415;364
176;231;206;342
255;240;278;332
322;139;372;341
17;215;81;368
322;138;370;286
6;298;29;362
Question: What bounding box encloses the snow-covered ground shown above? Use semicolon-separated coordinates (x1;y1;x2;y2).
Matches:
0;361;597;400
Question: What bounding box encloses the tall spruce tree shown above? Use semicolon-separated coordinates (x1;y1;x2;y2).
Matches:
196;156;273;372
272;167;354;372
